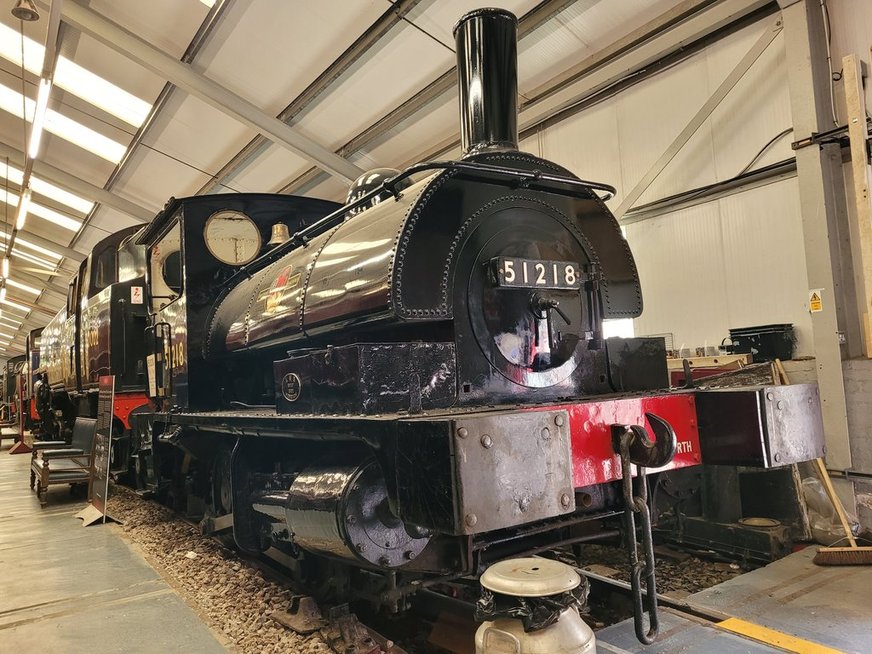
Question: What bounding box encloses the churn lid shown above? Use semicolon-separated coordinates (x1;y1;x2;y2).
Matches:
480;557;581;597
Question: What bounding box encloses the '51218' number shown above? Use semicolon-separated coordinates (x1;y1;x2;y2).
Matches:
493;256;582;290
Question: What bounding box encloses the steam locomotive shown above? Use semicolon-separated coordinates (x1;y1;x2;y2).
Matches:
33;9;823;642
36;226;149;469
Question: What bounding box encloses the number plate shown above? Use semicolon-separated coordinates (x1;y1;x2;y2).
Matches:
493;257;582;289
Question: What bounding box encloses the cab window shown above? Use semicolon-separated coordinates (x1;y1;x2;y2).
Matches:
92;245;116;292
118;235;147;282
66;275;79;314
150;221;183;312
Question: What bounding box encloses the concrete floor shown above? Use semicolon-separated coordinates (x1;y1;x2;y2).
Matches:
687;546;872;653
0;438;228;653
597;545;872;653
596;608;792;654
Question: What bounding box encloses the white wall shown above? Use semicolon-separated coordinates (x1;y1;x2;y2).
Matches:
828;0;872;119
520;15;817;354
627;178;812;353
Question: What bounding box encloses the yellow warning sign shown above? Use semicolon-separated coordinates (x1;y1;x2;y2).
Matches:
809;288;823;313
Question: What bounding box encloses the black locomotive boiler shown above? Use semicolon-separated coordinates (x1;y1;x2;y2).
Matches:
99;8;824;642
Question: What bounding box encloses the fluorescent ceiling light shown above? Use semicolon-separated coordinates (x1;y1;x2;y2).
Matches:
30;176;94;214
0;82;127;163
6;279;40;295
16;239;61;260
0;162;95;214
15;187;31;230
0;332;13;340
0;233;63;260
0;22;151;127
199;0;216;6
0;297;30;313
0;315;22;326
1;257;7;278
11;249;57;270
0;189;82;232
28;78;51;159
0;233;63;261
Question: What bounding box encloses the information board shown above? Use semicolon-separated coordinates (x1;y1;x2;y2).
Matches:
90;375;115;522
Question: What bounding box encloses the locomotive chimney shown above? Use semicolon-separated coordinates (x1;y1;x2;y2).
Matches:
453;8;519;156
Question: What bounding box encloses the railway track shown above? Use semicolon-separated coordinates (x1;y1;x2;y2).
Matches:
108;483;750;654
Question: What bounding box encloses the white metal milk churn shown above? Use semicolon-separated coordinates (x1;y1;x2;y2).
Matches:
474;557;596;654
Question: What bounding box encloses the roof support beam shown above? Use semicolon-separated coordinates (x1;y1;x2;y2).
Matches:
8;270;68;298
60;0;363;183
280;0;769;196
613;17;783;219
0;224;85;262
198;0;425;195
517;0;772;128
0;141;154;222
1;294;56;318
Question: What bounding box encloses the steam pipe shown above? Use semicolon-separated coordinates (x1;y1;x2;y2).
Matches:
453;8;519;155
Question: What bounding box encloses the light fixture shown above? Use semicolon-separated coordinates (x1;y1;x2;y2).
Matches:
28;78;51;158
53;58;151;127
0;83;127;163
2;257;8;278
0;232;63;260
15;187;31;230
0;23;150;127
6;279;38;295
11;0;39;21
0;296;29;313
11;249;56;270
0;189;82;231
0;163;94;214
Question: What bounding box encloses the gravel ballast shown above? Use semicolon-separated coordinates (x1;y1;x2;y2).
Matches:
107;486;331;654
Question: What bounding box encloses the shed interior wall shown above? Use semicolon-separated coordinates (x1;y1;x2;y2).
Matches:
518;15;820;353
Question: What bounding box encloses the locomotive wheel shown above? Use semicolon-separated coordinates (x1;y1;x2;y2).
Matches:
211;449;235;547
214;450;233;515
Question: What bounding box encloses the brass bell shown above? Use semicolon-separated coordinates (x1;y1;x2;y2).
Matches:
12;0;40;21
267;222;290;247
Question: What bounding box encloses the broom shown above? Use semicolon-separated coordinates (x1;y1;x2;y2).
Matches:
771;360;872;565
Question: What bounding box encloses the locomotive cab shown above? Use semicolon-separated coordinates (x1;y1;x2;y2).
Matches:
39;225;147;439
136;194;342;410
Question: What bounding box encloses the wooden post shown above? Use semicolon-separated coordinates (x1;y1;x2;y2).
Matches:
842;54;872;357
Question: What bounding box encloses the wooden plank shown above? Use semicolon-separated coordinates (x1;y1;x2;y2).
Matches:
842;53;872;357
666;354;752;370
